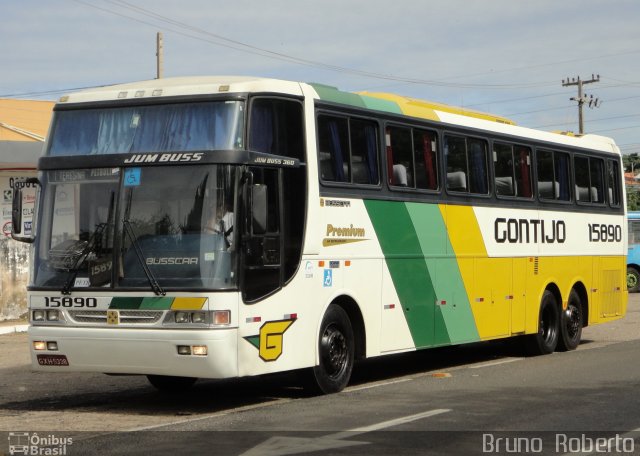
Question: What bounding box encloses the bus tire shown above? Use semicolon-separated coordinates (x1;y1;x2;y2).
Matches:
627;267;640;293
147;375;197;393
308;305;355;394
525;290;560;356
557;290;583;351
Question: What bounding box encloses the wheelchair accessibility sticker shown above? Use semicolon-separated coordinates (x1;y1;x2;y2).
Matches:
323;269;332;287
124;168;141;186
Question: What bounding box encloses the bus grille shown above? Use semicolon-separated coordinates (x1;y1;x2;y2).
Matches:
68;310;164;325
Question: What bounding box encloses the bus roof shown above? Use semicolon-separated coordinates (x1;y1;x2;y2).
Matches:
57;75;620;155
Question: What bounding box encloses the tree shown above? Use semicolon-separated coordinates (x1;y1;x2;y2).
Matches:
623;153;640;174
627;187;640;211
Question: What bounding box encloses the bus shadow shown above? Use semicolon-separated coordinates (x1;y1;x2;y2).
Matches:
1;338;533;417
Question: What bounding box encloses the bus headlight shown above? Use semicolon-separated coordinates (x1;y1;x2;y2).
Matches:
32;310;46;322
46;310;60;321
191;312;207;324
175;311;190;324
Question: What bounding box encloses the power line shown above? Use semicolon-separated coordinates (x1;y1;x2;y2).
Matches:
69;0;559;90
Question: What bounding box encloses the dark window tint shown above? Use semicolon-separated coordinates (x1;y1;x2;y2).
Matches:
574;155;605;204
493;143;532;198
445;135;488;194
318;114;378;185
537;150;571;201
607;160;621;207
386;125;438;191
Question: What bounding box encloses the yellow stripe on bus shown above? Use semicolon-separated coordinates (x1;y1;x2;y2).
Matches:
170;297;208;310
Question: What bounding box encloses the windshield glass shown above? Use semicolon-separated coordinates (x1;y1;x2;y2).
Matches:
34;165;238;291
47;100;244;156
34;169;119;288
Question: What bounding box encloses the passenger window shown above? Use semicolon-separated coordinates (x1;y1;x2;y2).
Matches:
350;118;379;185
607;160;621;207
386;126;438;191
537;150;571;201
317;114;378;185
445;135;488;194
575;156;605;204
318;115;349;182
386;126;413;187
493;143;532;198
413;129;438;190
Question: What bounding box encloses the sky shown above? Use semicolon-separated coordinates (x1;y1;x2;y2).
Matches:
2;0;639;155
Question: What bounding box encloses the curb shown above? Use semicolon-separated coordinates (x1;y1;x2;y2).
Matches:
0;324;29;335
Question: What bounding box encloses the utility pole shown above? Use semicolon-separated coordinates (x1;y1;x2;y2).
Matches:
156;32;164;79
562;74;600;134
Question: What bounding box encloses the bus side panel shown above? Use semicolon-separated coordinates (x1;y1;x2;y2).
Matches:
365;200;480;350
591;256;627;324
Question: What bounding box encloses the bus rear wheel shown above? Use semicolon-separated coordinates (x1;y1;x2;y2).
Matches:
308;305;355;394
525;290;559;356
147;375;197;393
627;267;640;293
557;290;583;351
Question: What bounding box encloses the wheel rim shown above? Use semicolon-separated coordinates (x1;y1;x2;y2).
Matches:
320;324;348;379
565;304;581;340
540;305;557;345
628;272;638;290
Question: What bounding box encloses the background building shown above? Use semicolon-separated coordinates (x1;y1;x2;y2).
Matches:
0;99;53;320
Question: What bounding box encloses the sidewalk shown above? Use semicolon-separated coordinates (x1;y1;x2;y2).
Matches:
0;320;28;335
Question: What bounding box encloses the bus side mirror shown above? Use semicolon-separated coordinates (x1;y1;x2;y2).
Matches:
251;184;267;235
11;188;22;235
11;178;40;244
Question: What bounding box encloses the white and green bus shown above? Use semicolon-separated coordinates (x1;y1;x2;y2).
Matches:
12;76;627;393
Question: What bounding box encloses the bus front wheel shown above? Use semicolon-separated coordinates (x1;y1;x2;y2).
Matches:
627;267;640;293
525;290;560;356
308;305;355;394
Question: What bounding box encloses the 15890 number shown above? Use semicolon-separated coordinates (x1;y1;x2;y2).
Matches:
588;223;622;242
44;297;98;308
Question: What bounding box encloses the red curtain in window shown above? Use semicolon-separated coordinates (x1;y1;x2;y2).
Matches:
422;133;436;190
518;147;532;197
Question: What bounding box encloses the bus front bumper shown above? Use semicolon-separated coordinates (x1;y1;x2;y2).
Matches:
28;326;238;379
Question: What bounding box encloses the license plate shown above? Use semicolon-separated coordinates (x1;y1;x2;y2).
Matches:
37;354;69;366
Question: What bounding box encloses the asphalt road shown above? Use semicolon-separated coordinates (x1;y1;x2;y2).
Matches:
1;294;639;455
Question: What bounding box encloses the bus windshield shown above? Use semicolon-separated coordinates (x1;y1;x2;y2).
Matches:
34;165;238;291
47;100;244;156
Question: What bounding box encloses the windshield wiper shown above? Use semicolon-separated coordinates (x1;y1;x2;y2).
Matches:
61;223;107;295
123;219;166;296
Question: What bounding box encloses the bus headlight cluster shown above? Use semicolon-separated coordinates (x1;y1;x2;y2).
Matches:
32;309;63;323
166;310;231;326
174;311;206;324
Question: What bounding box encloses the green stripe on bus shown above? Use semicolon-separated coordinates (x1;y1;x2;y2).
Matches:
140;297;174;309
405;203;479;344
310;82;403;114
365;200;481;348
109;297;145;309
364;199;438;348
109;297;175;310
